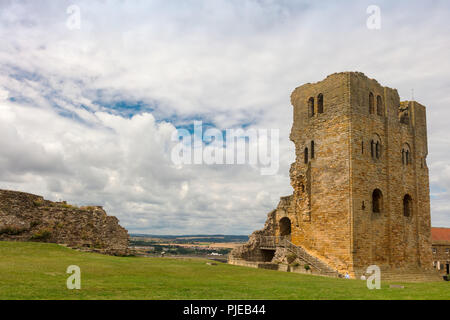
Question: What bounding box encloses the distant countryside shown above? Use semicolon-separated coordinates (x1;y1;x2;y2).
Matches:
129;235;248;261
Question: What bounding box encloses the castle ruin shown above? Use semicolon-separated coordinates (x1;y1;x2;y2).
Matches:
230;72;441;281
0;189;129;256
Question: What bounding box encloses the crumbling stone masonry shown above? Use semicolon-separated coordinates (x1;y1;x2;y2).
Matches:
230;72;440;280
0;189;129;255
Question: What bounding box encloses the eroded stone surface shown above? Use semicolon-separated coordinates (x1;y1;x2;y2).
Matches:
230;72;436;279
0;189;129;255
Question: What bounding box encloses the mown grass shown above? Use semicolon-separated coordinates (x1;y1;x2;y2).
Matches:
0;241;448;300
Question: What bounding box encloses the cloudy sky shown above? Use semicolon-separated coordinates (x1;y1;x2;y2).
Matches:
0;0;449;234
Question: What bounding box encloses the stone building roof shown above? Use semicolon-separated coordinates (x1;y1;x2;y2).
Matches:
431;227;450;243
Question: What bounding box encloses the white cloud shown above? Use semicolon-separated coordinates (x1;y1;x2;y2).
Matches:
0;88;8;101
0;100;290;233
0;0;449;232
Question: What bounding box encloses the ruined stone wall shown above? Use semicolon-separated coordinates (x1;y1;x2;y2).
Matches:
410;102;433;270
348;73;432;274
231;72;434;278
288;72;353;273
229;209;277;262
349;73;391;271
0;189;129;255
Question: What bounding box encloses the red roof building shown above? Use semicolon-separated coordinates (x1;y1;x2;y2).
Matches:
431;227;450;242
431;228;450;275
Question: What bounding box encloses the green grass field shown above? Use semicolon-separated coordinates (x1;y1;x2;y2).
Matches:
0;241;448;300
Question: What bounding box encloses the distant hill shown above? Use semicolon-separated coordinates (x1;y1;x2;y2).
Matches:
130;234;248;243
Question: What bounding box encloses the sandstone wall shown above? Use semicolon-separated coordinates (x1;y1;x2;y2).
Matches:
288;72;353;273
231;72;435;278
0;189;129;255
348;73;432;275
229;209;277;262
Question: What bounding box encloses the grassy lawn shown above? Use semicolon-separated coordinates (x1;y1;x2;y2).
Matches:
0;241;448;300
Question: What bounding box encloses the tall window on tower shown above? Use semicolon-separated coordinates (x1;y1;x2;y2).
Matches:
369;92;375;114
372;189;383;213
308;97;315;117
376;95;383;116
370;134;382;160
402;143;412;165
403;194;413;217
311;141;315;159
304;147;309;164
317;94;324;114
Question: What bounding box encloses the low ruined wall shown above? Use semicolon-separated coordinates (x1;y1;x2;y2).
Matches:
228;259;260;269
0;189;129;255
229;210;276;262
229;258;331;276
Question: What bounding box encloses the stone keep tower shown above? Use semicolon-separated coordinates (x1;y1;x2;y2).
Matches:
230;72;435;278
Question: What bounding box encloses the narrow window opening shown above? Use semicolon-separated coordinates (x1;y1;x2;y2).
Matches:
317;94;324;114
372;189;383;213
308;97;315;117
377;95;383;116
369;92;375;114
403;194;413;217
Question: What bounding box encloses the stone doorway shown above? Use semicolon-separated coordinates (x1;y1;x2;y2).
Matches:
279;217;292;240
261;249;275;262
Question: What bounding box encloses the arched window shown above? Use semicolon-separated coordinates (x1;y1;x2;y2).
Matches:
400;112;410;125
311;141;315;159
369;92;375;114
371;134;382;160
372;189;383;213
402;144;411;165
304;147;309;164
308;97;315;117
403;194;413;217
371;140;381;159
376;95;383;116
317;94;324;114
279;217;292;237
